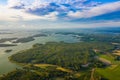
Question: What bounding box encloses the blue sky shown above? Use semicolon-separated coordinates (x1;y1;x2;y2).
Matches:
0;0;120;29
0;0;7;4
94;0;118;3
0;0;117;4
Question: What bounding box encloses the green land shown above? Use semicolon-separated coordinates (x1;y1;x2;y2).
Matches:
1;32;120;80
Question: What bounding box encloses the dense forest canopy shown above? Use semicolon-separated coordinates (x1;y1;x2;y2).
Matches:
10;42;114;70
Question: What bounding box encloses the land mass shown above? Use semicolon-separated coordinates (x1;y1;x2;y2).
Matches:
1;31;120;80
0;44;17;47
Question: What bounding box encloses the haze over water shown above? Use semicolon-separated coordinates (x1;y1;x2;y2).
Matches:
0;30;80;74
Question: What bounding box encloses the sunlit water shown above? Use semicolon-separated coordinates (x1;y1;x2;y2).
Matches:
0;30;80;74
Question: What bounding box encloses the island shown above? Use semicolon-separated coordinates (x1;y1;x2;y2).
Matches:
5;49;13;53
13;33;47;43
0;38;17;43
0;44;17;47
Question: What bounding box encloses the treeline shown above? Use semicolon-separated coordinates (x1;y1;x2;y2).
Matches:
55;32;120;43
0;65;107;80
10;42;114;70
81;34;120;43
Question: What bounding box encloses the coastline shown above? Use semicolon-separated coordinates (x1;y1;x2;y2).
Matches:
8;56;26;67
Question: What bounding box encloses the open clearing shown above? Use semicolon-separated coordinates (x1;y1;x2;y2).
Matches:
34;64;72;73
113;50;120;56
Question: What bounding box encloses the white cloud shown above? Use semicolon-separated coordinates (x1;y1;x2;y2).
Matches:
0;5;58;21
0;0;60;21
7;0;99;16
0;5;39;21
7;0;24;8
0;0;119;23
44;12;59;20
7;0;120;20
31;0;87;4
68;1;120;18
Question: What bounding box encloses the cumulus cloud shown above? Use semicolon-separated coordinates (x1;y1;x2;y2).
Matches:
7;0;25;9
0;6;38;21
68;1;120;18
27;0;88;4
0;5;58;21
7;0;100;15
4;0;120;22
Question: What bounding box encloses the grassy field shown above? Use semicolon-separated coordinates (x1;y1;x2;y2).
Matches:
96;64;120;80
99;54;114;62
34;64;72;73
96;51;120;80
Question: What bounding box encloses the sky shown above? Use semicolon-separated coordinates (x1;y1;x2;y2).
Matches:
0;0;120;29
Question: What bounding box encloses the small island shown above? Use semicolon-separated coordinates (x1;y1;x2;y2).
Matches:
0;44;17;47
5;49;12;53
13;33;47;43
0;38;17;43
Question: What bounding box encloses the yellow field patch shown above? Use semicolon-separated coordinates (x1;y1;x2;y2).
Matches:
99;57;111;65
34;64;72;73
56;67;72;73
113;50;120;56
74;73;81;77
34;64;55;68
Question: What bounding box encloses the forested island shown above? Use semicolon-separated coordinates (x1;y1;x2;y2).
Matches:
1;31;120;80
13;34;47;43
5;49;12;53
0;44;17;47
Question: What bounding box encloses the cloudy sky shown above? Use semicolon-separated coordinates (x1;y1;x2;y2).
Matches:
0;0;120;29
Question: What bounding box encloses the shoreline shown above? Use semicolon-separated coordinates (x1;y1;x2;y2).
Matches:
8;56;26;67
